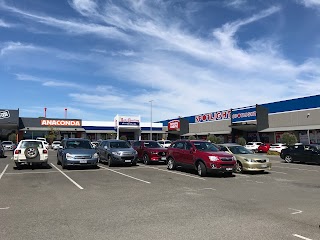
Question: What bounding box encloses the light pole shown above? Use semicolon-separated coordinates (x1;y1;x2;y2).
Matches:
149;100;153;140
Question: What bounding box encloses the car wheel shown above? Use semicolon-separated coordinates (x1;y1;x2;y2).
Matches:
15;163;22;170
284;155;293;163
132;160;137;166
197;161;207;177
235;161;243;173
61;160;68;170
24;147;39;159
108;155;114;167
143;154;150;165
97;154;101;163
57;156;61;165
167;158;176;170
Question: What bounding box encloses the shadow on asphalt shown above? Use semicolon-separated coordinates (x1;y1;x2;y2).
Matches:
13;163;52;170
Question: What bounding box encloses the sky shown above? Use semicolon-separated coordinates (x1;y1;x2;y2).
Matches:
1;0;320;122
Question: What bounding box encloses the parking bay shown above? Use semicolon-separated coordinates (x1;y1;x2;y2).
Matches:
0;151;319;240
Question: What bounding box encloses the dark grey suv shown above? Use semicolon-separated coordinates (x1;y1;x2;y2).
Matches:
96;140;138;167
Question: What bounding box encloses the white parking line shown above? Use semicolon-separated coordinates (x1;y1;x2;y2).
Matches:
0;164;9;180
98;165;151;184
142;166;205;180
5;171;58;175
273;166;319;172
269;170;287;174
289;208;303;215
0;207;9;210
293;234;313;240
50;163;84;190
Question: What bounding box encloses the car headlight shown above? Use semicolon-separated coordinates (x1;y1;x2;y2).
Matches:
209;156;219;161
265;158;269;162
112;151;121;156
66;153;74;160
92;153;98;158
244;158;256;162
133;150;138;155
151;151;158;154
232;156;236;161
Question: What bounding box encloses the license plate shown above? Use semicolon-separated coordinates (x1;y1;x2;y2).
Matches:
80;160;87;164
161;157;166;161
261;164;267;168
226;168;233;171
125;160;132;163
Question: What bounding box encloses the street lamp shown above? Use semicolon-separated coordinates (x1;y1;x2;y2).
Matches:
149;100;153;140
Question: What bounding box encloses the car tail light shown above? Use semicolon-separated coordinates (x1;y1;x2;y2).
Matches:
43;149;48;154
14;149;21;154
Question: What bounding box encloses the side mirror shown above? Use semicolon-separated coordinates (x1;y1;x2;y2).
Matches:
59;146;63;149
104;146;108;149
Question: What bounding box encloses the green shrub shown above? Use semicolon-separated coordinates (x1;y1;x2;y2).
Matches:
267;150;280;155
120;135;127;141
237;137;246;146
280;132;297;146
207;135;222;144
188;135;196;140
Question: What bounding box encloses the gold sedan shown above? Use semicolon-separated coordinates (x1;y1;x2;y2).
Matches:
218;143;272;173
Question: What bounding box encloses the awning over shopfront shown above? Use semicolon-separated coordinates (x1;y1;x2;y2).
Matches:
142;130;166;134
230;122;257;131
85;130;116;133
20;127;86;131
181;130;231;137
259;125;320;132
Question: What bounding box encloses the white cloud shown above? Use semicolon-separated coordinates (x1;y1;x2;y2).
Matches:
0;18;12;27
297;0;320;8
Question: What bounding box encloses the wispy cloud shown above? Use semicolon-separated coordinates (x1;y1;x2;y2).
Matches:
0;42;43;56
0;18;13;27
297;0;320;8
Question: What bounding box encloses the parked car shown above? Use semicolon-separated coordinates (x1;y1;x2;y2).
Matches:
166;140;236;177
132;140;167;165
218;143;271;173
280;144;320;164
269;143;287;153
1;141;15;151
51;141;61;150
244;142;263;153
257;143;270;153
42;141;49;149
13;139;48;169
96;140;137;166
157;140;172;148
0;143;5;158
36;137;47;142
91;141;99;148
57;138;98;169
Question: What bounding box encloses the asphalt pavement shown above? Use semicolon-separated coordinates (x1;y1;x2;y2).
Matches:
0;150;319;240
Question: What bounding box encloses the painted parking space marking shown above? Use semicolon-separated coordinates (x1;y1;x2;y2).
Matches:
0;164;9;180
273;166;319;172
142;166;205;180
289;208;303;215
50;163;84;190
98;165;151;184
5;171;59;175
0;207;9;210
269;170;287;174
293;234;313;240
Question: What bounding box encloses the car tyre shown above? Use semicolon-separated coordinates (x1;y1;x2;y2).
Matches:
284;155;293;163
167;158;176;170
24;147;39;159
57;156;61;165
132;160;137;166
143;154;150;165
108;155;114;167
15;163;22;170
61;160;68;170
197;161;207;177
235;161;243;173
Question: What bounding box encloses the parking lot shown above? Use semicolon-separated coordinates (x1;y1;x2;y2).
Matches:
0;150;319;240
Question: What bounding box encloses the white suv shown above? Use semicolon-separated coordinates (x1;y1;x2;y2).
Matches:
244;142;263;153
157;140;172;148
13;140;49;168
269;143;287;153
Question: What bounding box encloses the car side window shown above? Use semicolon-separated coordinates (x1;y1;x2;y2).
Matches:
133;141;140;147
185;142;193;150
220;146;228;151
176;142;184;149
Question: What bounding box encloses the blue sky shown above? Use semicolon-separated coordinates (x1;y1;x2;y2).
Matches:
1;0;320;122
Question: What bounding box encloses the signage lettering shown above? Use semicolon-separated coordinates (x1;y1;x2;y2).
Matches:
168;120;180;131
40;120;81;126
195;110;231;123
0;110;10;120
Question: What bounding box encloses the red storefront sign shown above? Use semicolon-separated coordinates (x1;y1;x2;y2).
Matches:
168;120;180;131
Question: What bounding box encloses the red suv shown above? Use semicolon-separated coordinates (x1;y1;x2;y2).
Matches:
166;140;236;177
257;143;270;153
132;140;167;165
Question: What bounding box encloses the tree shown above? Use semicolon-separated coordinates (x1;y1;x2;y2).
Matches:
188;135;196;140
237;137;246;146
8;132;17;143
120;135;127;141
280;132;297;146
207;135;222;144
45;126;59;144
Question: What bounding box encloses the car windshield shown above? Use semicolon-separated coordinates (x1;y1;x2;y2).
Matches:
21;141;43;149
144;141;162;148
193;142;219;152
53;141;61;144
2;141;13;145
110;141;130;148
229;146;252;154
66;140;92;149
